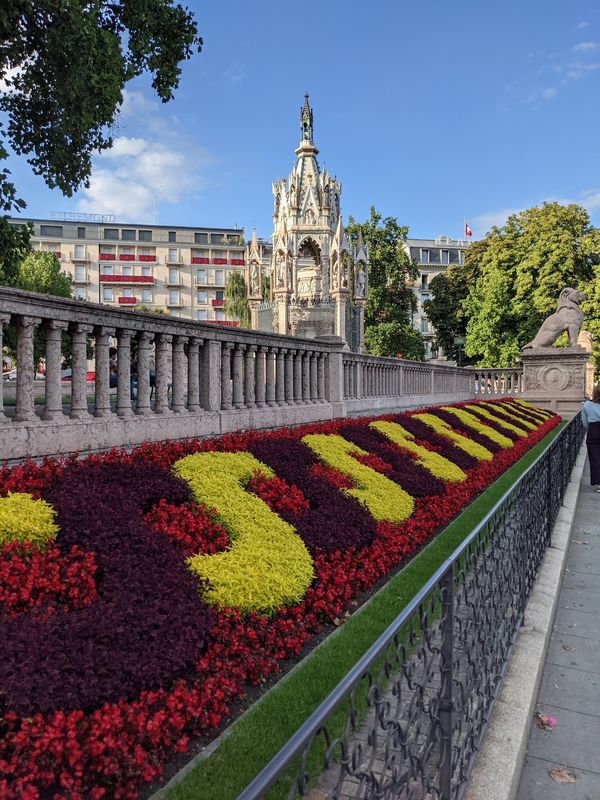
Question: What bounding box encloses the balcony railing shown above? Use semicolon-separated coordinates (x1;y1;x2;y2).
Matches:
99;253;116;261
99;275;154;284
230;258;245;266
191;257;210;264
119;254;135;261
212;258;227;265
211;299;225;307
138;254;157;262
118;297;137;305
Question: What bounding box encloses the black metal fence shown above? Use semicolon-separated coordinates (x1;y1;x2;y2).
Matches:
237;413;584;800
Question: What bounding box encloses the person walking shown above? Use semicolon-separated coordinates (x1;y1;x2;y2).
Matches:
582;384;600;491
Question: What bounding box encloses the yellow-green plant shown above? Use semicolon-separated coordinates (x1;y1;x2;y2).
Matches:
413;413;493;461
479;402;536;430
173;452;314;613
369;421;467;482
302;433;414;522
0;492;59;549
464;404;527;437
441;407;514;448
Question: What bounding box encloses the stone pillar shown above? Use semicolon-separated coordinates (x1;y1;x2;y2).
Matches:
232;344;245;409
265;347;276;407
277;297;290;336
70;323;93;420
135;331;153;416
115;328;134;418
172;335;187;414
220;343;233;410
356;301;366;353
94;326;113;418
326;348;344;404
275;348;285;405
302;351;311;403
310;352;318;403
43;320;68;421
244;345;256;408
317;353;326;403
200;340;222;412
155;333;172;414
284;349;295;405
187;337;201;413
520;346;593;414
15;315;41;422
255;346;266;408
294;350;303;405
0;315;10;421
334;294;347;343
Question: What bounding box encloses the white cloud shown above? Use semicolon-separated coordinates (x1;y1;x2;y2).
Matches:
578;21;590;29
542;87;557;99
472;208;522;235
101;137;148;159
572;41;599;52
565;61;600;79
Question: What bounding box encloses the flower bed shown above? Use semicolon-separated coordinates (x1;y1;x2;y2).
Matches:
0;399;558;799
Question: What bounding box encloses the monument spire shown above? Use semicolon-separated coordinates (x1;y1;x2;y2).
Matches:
300;92;314;142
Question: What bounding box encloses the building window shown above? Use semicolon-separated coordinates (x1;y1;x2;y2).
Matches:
215;309;226;321
122;229;135;241
168;290;179;305
102;265;114;275
74;265;86;282
40;225;63;237
196;269;206;283
74;287;86;300
420;318;429;333
197;290;207;304
102;287;113;301
168;267;179;284
168;248;178;262
215;270;224;286
141;266;152;276
122;288;133;298
421;249;429;264
138;230;152;242
195;232;208;244
77;227;86;239
215;289;224;300
449;250;460;264
441;250;449;264
141;288;152;302
122;265;133;276
421;274;429;289
104;228;119;240
168;231;177;243
197;309;208;321
74;244;86;259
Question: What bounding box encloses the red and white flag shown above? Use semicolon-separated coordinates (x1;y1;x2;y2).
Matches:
464;221;472;238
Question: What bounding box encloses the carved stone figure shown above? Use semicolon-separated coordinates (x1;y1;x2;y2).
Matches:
578;329;593;352
275;254;285;288
523;288;586;349
250;262;260;296
356;264;366;297
287;260;293;289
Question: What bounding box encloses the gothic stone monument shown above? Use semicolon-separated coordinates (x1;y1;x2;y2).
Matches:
520;288;594;413
246;94;368;350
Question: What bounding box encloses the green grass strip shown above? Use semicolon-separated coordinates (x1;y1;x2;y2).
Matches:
164;422;565;800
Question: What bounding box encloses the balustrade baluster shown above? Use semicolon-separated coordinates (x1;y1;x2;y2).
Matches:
265;347;276;406
317;353;326;402
293;350;303;404
171;335;188;413
255;346;266;408
310;353;318;402
186;337;201;413
220;343;233;410
155;333;172;414
244;345;256;408
232;344;245;409
302;351;311;403
344;362;350;398
285;349;295;405
115;328;134;418
94;327;112;417
15;315;41;423
43;320;68;421
275;348;285;405
0;315;10;422
136;331;153;415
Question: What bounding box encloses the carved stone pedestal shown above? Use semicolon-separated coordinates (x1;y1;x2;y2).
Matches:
520;346;594;414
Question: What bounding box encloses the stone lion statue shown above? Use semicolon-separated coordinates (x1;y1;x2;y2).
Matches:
523;288;586;349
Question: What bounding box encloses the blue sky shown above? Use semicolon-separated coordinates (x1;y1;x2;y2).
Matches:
5;0;600;240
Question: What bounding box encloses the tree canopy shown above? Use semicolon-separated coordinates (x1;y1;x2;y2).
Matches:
463;203;600;367
346;207;424;360
17;250;72;296
223;271;251;328
0;0;202;210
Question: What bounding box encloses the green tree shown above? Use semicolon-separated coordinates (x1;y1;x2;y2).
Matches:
464;203;600;367
223;271;251;328
0;218;31;285
346;207;423;360
423;239;486;363
0;1;202;210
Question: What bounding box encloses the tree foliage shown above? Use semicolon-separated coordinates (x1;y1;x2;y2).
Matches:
17;251;72;296
223;271;251;329
346;207;423;360
423;239;485;363
0;218;31;286
0;0;202;210
463;203;600;367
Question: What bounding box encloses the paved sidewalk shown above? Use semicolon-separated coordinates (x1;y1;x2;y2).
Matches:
517;460;600;799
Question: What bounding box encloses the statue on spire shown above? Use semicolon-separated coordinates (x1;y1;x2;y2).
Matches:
300;93;313;142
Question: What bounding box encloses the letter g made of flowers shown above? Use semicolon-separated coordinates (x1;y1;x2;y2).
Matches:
173;452;314;613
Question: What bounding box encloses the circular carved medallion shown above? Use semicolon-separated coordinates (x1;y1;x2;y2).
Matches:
539;365;570;392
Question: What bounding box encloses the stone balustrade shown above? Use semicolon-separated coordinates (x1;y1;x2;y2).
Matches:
471;367;524;398
1;287;476;460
